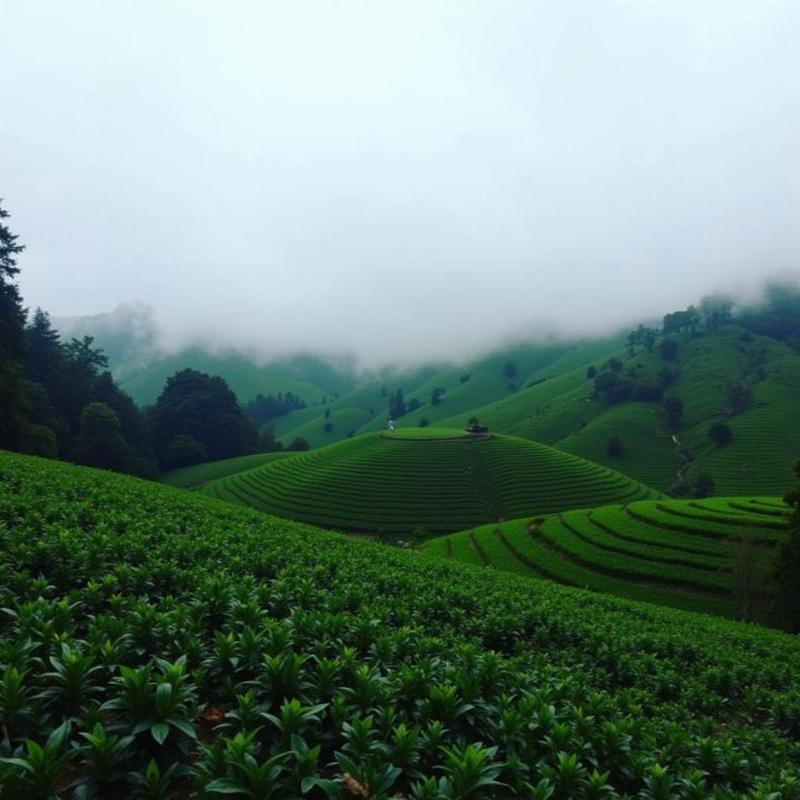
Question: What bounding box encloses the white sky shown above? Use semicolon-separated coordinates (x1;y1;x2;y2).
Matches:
2;0;799;364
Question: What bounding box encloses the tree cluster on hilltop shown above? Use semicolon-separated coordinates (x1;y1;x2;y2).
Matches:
388;388;406;419
246;391;306;425
0;202;276;475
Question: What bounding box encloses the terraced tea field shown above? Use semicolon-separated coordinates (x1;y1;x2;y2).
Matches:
159;451;296;488
200;428;659;532
433;328;800;495
424;496;789;618
2;450;800;798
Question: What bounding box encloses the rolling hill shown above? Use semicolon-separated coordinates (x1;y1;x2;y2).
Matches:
267;336;625;447
119;349;357;406
159;450;296;489
429;326;800;495
423;496;789;619
199;427;658;533
1;450;799;797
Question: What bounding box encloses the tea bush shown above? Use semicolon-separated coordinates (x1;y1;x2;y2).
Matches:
200;430;657;533
425;498;788;618
1;451;799;798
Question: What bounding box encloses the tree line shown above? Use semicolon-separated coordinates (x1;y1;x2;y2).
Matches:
0;202;302;476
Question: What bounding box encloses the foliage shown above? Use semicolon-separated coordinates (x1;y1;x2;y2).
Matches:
165;434;208;470
71;402;141;473
0;451;799;798
737;281;800;349
709;423;733;447
775;460;800;631
427;496;788;619
388;389;407;420
246;392;307;426
502;361;517;380
657;339;679;361
199;430;657;534
669;471;716;500
0;203;155;474
150;369;259;469
0;203;28;451
663;396;684;430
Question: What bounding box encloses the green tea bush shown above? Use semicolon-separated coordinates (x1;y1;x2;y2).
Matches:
1;451;799;798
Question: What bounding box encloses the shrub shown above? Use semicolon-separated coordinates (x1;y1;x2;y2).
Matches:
709;422;733;446
664;396;684;430
658;339;679;361
164;434;207;470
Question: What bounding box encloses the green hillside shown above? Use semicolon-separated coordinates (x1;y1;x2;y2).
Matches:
200;428;658;533
159;451;296;488
431;327;800;495
269;337;625;448
120;349;357;406
424;497;788;619
2;451;800;797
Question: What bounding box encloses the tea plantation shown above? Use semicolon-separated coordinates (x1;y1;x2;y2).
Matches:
1;451;800;798
199;429;658;533
423;498;789;619
160;452;296;489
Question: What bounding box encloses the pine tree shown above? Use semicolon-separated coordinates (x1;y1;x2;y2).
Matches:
25;307;62;389
0;202;28;448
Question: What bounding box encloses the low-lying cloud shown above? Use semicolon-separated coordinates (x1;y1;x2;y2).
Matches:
2;1;798;366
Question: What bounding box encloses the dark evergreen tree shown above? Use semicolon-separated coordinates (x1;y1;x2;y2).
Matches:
0;202;27;449
25;308;62;389
71;402;137;473
246;391;306;425
664;395;684;429
53;336;109;434
708;422;733;446
92;372;156;475
389;388;406;419
164;433;208;469
658;339;679;361
150;369;258;467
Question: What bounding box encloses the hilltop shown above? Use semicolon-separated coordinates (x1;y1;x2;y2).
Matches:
199;428;657;533
428;326;800;496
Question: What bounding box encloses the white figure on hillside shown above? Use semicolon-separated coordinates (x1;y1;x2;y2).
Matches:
387;419;395;431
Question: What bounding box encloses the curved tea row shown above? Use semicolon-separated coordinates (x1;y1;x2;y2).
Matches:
423;496;789;618
201;429;658;532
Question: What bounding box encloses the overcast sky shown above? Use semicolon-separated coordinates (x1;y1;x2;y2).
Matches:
2;0;799;365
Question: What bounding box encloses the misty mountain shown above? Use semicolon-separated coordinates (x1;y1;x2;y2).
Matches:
53;305;361;405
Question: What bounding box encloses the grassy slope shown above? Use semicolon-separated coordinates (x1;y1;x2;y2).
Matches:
424;497;788;620
120;349;356;405
434;327;800;495
272;337;625;448
1;451;800;797
199;428;658;533
158;451;296;489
